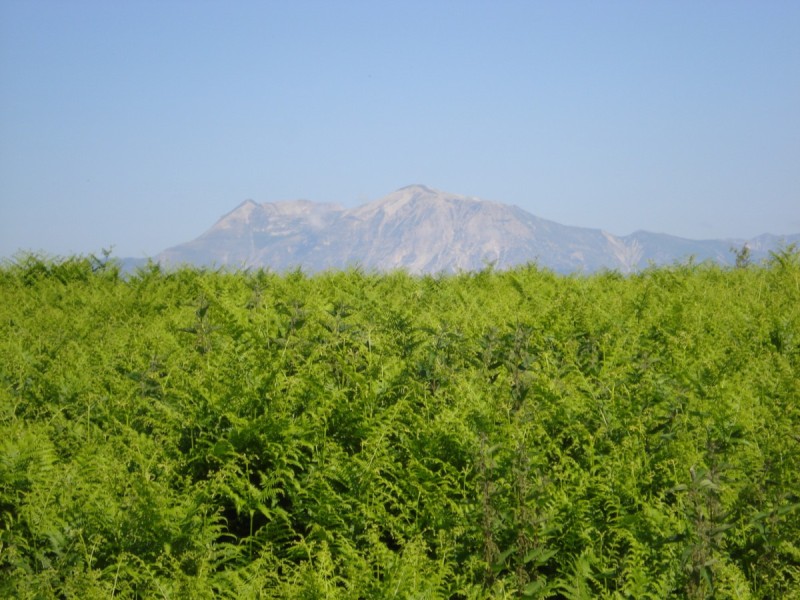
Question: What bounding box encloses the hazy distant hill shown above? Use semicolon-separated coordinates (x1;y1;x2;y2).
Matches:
155;185;798;274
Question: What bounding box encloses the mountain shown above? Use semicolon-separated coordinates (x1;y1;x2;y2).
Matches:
155;185;799;274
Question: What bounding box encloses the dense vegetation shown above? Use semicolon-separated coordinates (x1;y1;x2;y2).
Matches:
1;251;799;598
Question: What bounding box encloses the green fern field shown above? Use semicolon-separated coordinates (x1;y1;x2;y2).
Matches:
2;251;799;598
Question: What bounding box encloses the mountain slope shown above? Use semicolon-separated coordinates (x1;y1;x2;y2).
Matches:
156;185;798;274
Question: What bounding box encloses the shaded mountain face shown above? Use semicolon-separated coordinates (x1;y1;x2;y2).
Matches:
156;185;798;274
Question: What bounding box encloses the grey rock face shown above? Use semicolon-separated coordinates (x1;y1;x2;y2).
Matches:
156;185;798;274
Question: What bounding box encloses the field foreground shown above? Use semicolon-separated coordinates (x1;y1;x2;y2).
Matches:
1;253;799;598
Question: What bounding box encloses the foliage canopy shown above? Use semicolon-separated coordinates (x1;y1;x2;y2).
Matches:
1;251;799;598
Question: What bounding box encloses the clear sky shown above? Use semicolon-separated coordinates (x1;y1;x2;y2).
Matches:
1;1;798;259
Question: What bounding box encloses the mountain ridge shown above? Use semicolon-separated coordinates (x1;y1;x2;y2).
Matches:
155;185;798;274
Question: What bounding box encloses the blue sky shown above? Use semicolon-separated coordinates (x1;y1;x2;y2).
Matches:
1;1;798;259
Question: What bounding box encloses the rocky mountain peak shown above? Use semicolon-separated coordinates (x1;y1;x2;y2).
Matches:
156;185;800;274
